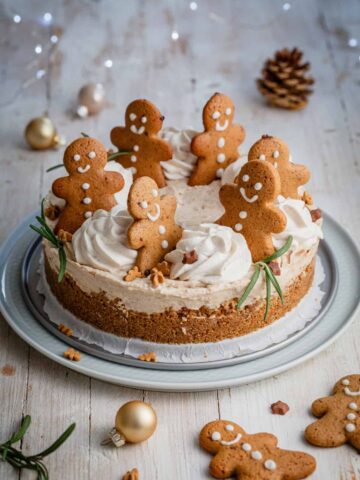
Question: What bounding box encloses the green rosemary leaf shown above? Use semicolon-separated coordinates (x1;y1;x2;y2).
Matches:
264;270;271;321
262;235;293;263
262;263;284;304
57;247;67;283
41;198;45;221
30;224;46;237
46;163;64;172
9;415;31;445
237;264;261;309
107;151;132;161
31;423;76;459
81;132;89;137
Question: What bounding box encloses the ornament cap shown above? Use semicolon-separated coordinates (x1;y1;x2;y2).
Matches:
101;427;126;448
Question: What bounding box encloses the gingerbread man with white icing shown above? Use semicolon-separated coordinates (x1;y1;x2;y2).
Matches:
200;420;316;480
127;176;183;273
52;137;124;234
110;99;172;188
216;160;286;262
248;135;310;199
188;92;245;186
305;374;360;452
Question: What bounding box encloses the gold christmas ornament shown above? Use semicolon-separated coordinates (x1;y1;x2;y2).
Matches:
77;82;105;118
102;401;157;447
24;116;64;150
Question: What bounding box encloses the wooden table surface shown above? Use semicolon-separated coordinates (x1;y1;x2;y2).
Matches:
1;0;359;478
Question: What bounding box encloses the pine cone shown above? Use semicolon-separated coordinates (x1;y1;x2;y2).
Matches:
257;48;315;110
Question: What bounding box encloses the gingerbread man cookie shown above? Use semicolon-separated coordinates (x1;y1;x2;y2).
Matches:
52;137;124;234
127;176;183;273
216;160;286;262
200;420;316;480
110;99;172;188
188;92;245;186
305;374;360;452
248;135;310;199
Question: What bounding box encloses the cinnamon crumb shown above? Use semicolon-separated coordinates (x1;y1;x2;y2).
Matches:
58;229;73;243
1;364;16;376
138;352;157;362
156;260;171;276
310;208;322;222
44;204;61;220
268;261;281;276
182;250;198;264
150;268;165;287
271;400;289;415
63;348;81;361
58;323;73;336
124;266;144;282
302;191;313;205
122;468;139;480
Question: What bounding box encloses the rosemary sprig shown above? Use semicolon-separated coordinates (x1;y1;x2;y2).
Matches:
0;415;75;480
237;236;293;320
29;199;67;282
46;150;131;172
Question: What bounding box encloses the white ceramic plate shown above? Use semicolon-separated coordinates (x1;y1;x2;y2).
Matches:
0;212;359;391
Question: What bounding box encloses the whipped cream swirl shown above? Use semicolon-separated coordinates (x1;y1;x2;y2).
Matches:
165;223;252;284
159;127;198;180
72;209;136;273
106;160;133;209
273;196;323;250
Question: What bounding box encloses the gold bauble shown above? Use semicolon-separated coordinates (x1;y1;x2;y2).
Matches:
77;82;105;117
24;116;61;150
115;400;157;444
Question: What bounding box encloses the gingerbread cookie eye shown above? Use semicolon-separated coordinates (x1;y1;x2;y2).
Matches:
88;151;96;159
225;107;232;116
141;116;147;124
273;150;280;158
212;111;221;119
342;379;350;386
152;188;158;198
73;154;81;162
211;431;221;441
225;424;234;431
254;182;263;191
129;113;137;121
242;174;250;182
140;201;148;209
259;154;266;161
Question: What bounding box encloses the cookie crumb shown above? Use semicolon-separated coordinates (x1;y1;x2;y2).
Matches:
122;468;139;480
268;261;281;276
63;348;81;362
58;229;73;243
261;134;273;139
58;323;73;336
150;268;165;287
1;364;16;376
271;400;289;415
156;260;171;276
302;191;313;205
124;266;144;282
138;352;157;362
182;250;198;264
310;208;322;222
45;204;61;220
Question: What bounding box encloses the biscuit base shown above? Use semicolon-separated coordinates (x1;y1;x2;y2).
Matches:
44;253;316;344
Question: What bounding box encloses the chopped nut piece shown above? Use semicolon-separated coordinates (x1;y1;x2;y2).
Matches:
45;204;61;220
58;323;73;336
310;208;322;222
57;229;73;243
182;249;198;264
138;352;157;362
63;348;81;361
122;468;139;480
271;400;289;415
124;266;144;282
302;191;313;205
150;268;165;288
268;261;281;276
156;260;171;277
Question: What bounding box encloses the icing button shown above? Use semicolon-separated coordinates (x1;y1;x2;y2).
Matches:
216;168;224;178
347;413;356;421
264;459;277;471
217;137;225;148
133;145;139;152
239;211;247;219
234;223;242;232
251;451;262;460
131;155;137;163
217;153;226;163
241;443;251;452
82;183;90;190
348;403;358;410
82;197;92;205
84;211;92;219
159;225;166;235
345;423;356;433
161;240;169;249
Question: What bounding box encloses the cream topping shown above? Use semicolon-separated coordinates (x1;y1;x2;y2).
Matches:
165;223;252;284
159;127;198;180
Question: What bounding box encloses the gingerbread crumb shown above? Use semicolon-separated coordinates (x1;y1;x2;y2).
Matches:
155;260;171;277
271;400;289;415
44;204;61;220
150;268;165;288
138;352;157;362
122;468;139;480
302;191;313;205
310;208;322;222
268;261;281;276
1;364;16;376
182;250;198;264
58;323;73;336
57;229;73;243
261;134;273;139
124;266;144;282
63;348;81;361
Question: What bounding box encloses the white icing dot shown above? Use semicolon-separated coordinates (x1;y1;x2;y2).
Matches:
82;183;90;190
347;413;356;421
133;145;139;152
159;225;166;234
216;168;224;178
212;111;221;119
88;151;96;159
264;459;277;471
254;182;263;191
225;107;232;116
82;197;92;205
84;211;92;219
211;431;221;441
131;155;137;163
239;211;247;219
141;116;147;124
152;189;158;198
129;113;137;121
225;424;234;432
217;137;225;148
242;443;251;452
73;154;81;161
273;150;280;158
342;379;350;386
345;423;356;433
234;223;242;232
140;201;148;209
251;451;262;460
349;403;358;410
242;174;249;182
161;240;169;249
130;167;137;174
259;154;266;161
217;153;226;163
